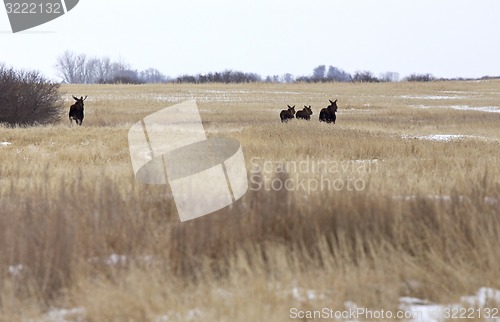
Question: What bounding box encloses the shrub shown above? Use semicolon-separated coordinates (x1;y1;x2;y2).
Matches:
0;66;63;126
405;73;435;82
353;71;380;83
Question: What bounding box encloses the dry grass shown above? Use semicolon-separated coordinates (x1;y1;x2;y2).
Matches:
0;81;499;321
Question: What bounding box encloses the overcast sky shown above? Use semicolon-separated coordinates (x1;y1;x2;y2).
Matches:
1;0;499;81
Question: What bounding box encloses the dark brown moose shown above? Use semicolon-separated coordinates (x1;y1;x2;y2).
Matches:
69;95;87;127
280;105;296;122
319;99;338;124
296;105;313;120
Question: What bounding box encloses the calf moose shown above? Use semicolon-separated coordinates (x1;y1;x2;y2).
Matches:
319;99;338;124
280;105;296;122
296;105;313;120
69;95;87;127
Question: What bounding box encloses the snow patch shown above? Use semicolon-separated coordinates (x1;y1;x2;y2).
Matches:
36;307;86;322
392;195;498;205
402;134;490;142
1;142;12;146
461;287;500;307
105;254;127;266
410;104;500;113
291;287;325;302
450;105;500;113
155;308;203;322
8;264;24;276
400;287;500;322
401;95;466;100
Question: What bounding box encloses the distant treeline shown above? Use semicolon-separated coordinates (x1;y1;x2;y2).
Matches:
55;51;171;84
176;70;262;84
53;52;499;84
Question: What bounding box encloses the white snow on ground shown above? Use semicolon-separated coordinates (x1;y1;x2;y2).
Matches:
450;105;500;113
461;287;500;307
411;104;500;113
1;142;12;146
291;287;326;302
392;195;457;202
104;254;127;266
340;108;372;114
8;264;24;276
154;309;203;322
26;285;499;321
400;287;500;322
418;134;471;141
352;159;380;163
402;134;491;142
400;297;446;322
401;95;466;100
392;195;498;204
88;254;153;267
284;286;499;322
34;307;86;322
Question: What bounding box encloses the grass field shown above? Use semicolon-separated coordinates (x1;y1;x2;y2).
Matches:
0;81;499;321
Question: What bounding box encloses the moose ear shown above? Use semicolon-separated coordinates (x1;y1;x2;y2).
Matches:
72;95;78;100
292;105;295;108
329;99;334;104
334;99;337;103
287;105;291;108
83;95;88;101
304;105;307;108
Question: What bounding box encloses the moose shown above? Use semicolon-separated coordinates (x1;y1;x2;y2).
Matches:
69;95;87;127
319;99;338;123
280;105;296;122
296;105;313;120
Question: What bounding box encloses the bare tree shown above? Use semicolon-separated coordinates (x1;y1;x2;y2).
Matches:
353;71;379;83
312;65;326;81
55;51;78;83
283;73;294;83
405;73;435;82
140;68;168;83
379;71;399;82
326;66;352;82
55;52;139;84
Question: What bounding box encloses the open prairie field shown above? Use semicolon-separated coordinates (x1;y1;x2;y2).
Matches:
0;81;499;321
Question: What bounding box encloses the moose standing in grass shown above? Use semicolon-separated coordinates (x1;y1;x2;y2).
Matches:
69;95;87;127
280;105;296;122
296;105;313;120
319;99;338;124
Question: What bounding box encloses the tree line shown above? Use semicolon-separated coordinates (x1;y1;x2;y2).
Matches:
54;52;497;84
55;51;170;84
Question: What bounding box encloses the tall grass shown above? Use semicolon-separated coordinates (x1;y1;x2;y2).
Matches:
0;81;499;321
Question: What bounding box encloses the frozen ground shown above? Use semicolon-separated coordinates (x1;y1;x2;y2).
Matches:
28;282;499;322
401;134;493;142
401;288;500;322
401;95;466;100
411;104;500;113
392;194;498;205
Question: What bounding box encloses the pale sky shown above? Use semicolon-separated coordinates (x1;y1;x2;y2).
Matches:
1;0;499;81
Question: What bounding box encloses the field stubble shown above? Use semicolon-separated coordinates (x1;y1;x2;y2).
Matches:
0;81;499;321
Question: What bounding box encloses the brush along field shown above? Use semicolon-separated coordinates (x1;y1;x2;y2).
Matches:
0;81;499;321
